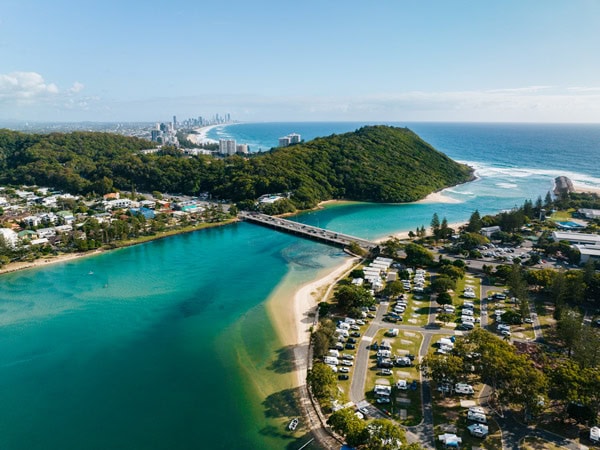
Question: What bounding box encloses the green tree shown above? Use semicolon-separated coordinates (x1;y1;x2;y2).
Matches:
333;285;374;311
420;353;465;387
431;275;456;294
430;213;440;238
404;243;434;267
382;280;404;298
436;292;453;306
327;408;368;447
307;363;338;405
466;209;483;232
365;419;406;450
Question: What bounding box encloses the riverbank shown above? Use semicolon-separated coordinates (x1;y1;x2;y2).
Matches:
266;257;359;384
0;218;238;276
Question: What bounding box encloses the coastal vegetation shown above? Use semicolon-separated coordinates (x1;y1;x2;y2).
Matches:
0;126;472;208
308;190;599;448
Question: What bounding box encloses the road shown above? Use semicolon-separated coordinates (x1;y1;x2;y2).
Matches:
343;264;575;450
348;294;452;449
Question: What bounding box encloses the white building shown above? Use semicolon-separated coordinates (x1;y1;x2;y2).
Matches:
575;245;600;264
579;208;600;220
278;133;301;147
480;226;501;238
552;231;600;246
0;228;18;247
219;139;237;155
104;199;134;210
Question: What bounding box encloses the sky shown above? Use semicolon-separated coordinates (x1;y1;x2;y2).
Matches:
1;0;600;123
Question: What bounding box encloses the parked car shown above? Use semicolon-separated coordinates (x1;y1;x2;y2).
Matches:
380;368;392;376
524;317;533;324
338;374;349;380
351;332;361;338
371;341;378;350
376;397;390;404
339;367;350;373
345;343;356;350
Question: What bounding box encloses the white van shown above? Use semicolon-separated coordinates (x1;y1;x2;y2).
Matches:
467;410;487;423
455;383;475;395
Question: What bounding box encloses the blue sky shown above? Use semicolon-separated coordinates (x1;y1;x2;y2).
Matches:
1;0;600;122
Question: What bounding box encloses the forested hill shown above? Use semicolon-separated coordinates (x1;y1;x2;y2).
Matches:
0;126;472;207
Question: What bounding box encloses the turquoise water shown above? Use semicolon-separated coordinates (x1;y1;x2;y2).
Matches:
0;224;345;450
2;122;600;449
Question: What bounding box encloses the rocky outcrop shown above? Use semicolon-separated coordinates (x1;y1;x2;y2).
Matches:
554;176;575;196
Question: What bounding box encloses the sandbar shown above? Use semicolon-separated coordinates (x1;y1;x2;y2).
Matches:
266;257;359;386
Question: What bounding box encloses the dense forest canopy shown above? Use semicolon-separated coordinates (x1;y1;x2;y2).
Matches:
0;126;472;208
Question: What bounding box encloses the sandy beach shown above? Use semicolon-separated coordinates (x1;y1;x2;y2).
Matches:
187;124;221;145
0;249;106;276
266;257;359;385
416;190;462;204
573;183;600;195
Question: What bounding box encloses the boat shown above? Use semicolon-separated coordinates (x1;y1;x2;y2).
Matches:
288;418;299;431
88;271;94;275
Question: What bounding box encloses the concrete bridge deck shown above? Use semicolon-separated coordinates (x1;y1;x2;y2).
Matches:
239;211;378;251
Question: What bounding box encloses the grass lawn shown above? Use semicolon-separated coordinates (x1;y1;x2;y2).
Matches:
432;395;502;450
548;209;576;222
364;329;423;426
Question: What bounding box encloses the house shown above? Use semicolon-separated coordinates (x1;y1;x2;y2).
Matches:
129;207;155;220
0;228;18;247
36;227;56;238
56;210;75;224
480;226;501;238
30;238;50;246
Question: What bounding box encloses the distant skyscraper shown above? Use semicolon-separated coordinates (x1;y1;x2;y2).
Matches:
173;115;177;129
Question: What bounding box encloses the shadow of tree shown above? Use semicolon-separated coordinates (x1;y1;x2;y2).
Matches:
267;345;296;374
262;386;302;419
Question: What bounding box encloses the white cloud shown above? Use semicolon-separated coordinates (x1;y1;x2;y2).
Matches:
0;72;61;101
68;81;84;94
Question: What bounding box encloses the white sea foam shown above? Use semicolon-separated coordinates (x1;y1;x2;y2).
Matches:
496;182;518;189
459;160;600;189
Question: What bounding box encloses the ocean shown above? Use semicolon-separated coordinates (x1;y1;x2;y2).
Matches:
1;123;599;449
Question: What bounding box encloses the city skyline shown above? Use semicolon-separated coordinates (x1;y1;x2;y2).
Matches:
1;1;600;123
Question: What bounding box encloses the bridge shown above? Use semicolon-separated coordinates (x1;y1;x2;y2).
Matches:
239;211;379;251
